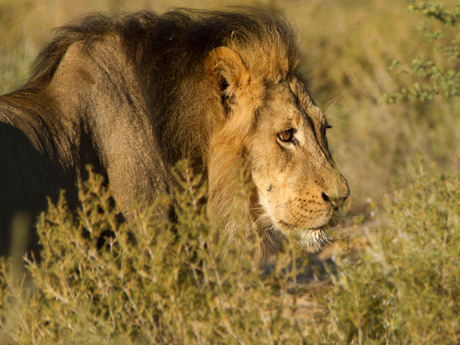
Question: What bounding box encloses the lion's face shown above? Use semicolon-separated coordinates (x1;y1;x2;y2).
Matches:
206;46;349;254
248;77;349;247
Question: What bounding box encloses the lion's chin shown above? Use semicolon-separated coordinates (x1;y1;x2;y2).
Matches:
296;227;330;252
275;220;331;251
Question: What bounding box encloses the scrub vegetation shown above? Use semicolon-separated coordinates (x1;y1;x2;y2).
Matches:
1;0;459;343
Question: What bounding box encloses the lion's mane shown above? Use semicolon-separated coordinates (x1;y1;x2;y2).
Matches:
31;8;299;165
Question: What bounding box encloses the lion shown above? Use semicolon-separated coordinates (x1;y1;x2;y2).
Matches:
0;8;349;260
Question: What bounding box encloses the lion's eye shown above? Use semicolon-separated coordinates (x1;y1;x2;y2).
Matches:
278;129;293;142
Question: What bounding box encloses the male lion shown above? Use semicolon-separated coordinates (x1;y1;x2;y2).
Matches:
0;8;349;260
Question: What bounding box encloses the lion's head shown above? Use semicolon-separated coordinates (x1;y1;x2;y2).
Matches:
0;8;348;260
201;38;349;259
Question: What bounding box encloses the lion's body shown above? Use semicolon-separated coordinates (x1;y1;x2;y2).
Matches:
0;9;349;260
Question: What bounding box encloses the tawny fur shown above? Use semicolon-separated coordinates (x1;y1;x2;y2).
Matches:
0;8;349;260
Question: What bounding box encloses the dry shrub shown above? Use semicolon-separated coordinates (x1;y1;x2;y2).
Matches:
318;163;460;344
0;162;323;344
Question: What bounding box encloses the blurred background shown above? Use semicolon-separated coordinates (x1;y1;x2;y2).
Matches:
1;0;459;219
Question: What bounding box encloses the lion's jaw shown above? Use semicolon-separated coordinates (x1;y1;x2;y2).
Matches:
255;187;332;251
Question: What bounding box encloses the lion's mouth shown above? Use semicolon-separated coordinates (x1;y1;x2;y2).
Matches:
278;208;341;230
278;220;327;230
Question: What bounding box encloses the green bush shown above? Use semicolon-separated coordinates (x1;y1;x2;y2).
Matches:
322;165;460;344
384;1;460;102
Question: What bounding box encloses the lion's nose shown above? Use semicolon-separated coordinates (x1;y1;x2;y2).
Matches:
320;170;350;208
321;191;348;208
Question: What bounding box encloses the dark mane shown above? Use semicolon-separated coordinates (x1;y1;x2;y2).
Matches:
28;8;301;171
31;8;299;83
28;11;152;85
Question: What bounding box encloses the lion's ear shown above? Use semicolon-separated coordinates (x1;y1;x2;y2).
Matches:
205;46;251;108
